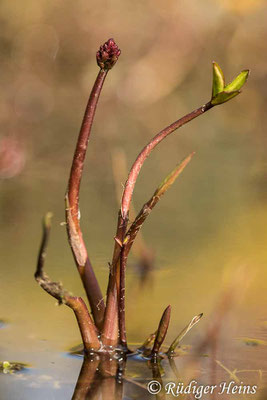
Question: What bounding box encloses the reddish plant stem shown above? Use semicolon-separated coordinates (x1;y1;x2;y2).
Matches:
121;102;213;219
103;102;213;346
66;68;108;331
116;105;211;347
100;357;122;400
151;305;171;358
66;297;101;352
72;357;100;400
101;213;128;346
119;244;127;348
117;156;193;345
115;105;213;344
124;153;194;261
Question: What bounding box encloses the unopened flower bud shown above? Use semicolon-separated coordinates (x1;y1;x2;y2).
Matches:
96;38;121;70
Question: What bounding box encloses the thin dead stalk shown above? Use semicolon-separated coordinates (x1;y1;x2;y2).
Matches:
167;313;203;356
35;213;101;351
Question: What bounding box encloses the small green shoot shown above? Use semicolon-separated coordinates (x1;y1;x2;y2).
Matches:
212;62;225;97
211;62;249;105
224;70;250;92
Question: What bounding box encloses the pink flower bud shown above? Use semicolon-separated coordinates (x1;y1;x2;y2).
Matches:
96;38;121;70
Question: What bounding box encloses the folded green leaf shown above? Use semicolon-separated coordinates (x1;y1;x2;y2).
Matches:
211;90;240;106
224;70;250;93
212;62;225;97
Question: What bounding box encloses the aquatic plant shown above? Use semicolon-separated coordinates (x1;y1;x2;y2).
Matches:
35;38;249;357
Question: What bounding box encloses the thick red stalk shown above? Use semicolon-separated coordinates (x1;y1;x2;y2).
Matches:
66;297;101;351
101;213;128;346
66;68;108;331
66;39;121;332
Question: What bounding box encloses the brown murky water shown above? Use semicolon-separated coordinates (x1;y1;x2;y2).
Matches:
1;172;267;399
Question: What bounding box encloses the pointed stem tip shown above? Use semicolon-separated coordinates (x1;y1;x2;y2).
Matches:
151;305;171;357
96;38;121;70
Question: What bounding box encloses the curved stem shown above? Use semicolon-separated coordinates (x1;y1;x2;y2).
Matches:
121;101;213;218
66;68;108;331
124;152;194;258
103;102;213;345
117;154;194;343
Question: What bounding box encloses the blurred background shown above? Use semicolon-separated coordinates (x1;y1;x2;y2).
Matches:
1;0;267;398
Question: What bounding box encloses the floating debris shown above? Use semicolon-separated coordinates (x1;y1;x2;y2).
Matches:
67;343;84;357
238;337;267;347
0;361;29;374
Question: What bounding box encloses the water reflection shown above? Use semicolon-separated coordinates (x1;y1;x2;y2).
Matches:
72;355;124;400
69;346;266;400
